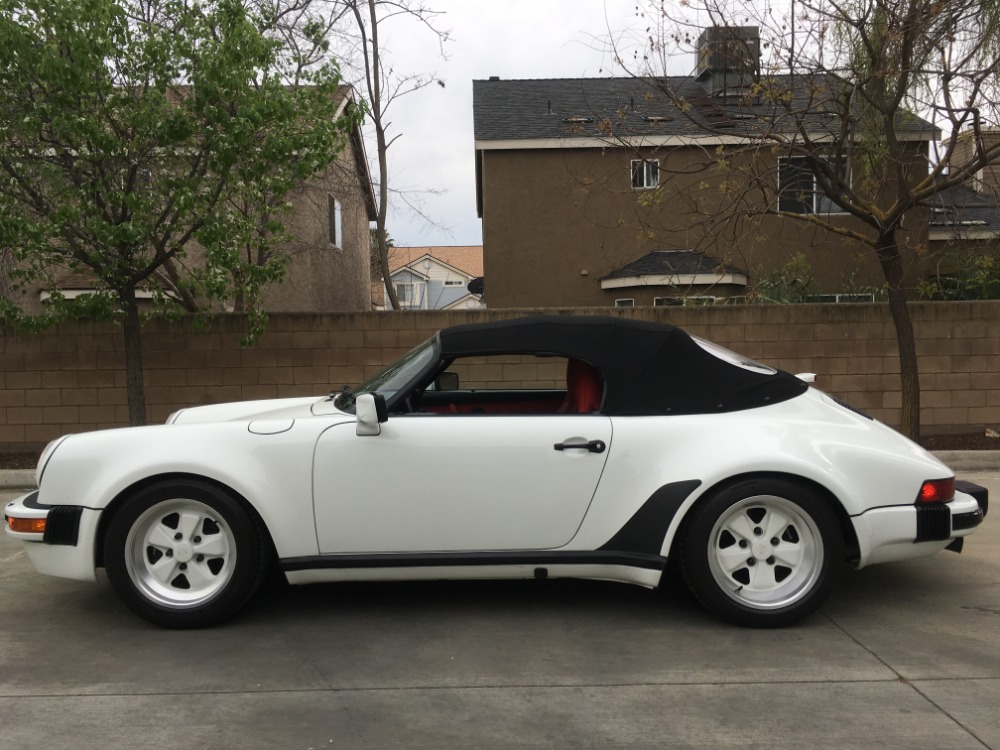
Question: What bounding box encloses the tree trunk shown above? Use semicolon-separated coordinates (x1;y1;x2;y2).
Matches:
876;234;920;441
121;289;147;426
361;0;399;311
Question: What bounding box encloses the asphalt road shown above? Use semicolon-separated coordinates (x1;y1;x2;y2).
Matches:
2;473;998;750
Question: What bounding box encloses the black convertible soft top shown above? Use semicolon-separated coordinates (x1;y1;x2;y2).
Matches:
437;315;807;416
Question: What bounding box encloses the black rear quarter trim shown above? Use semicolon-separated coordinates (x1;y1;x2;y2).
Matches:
598;480;702;555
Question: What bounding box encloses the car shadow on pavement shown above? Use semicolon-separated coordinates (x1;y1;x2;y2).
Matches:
241;573;710;627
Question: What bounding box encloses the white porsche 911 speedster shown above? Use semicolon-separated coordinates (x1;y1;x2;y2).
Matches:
5;316;988;628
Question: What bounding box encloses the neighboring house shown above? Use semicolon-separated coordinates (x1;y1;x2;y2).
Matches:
14;86;376;315
373;246;485;310
472;27;945;308
926;130;1000;277
928;184;1000;264
256;87;376;313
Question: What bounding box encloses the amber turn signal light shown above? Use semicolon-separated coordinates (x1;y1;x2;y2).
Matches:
7;516;46;534
917;478;955;504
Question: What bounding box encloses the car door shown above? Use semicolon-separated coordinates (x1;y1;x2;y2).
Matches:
312;414;612;553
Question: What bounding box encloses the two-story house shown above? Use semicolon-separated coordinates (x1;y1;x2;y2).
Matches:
472;28;943;308
373;246;485;310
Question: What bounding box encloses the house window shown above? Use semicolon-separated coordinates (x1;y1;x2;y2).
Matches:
395;281;424;308
614;298;635;308
444;279;464;287
328;195;343;247
778;156;847;214
653;296;681;307
631;159;659;190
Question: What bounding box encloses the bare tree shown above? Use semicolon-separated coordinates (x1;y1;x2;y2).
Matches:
606;0;1000;440
336;0;449;310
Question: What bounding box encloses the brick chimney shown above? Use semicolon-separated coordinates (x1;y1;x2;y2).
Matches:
696;26;760;95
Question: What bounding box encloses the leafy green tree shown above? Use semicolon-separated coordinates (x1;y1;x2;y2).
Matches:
0;0;359;424
918;248;1000;300
752;253;816;304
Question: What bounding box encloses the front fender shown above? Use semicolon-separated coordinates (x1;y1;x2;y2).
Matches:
35;419;351;559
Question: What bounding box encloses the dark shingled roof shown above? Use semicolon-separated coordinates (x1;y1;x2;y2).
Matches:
473;76;939;143
928;184;1000;231
601;250;746;281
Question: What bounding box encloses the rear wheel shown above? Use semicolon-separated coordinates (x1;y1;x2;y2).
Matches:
104;480;270;628
678;479;843;627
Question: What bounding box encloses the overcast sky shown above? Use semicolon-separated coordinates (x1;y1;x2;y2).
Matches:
364;0;672;248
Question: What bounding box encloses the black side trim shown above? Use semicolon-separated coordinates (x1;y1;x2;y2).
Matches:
956;480;989;518
43;505;83;546
598;480;702;555
915;503;951;542
952;508;985;532
280;550;666;573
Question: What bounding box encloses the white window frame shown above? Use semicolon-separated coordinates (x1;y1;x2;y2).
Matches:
631;159;660;190
614;298;635;308
777;156;848;215
328;195;343;248
395;281;425;308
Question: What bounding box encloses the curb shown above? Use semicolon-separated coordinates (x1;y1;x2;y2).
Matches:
932;451;1000;473
2;452;997;493
0;470;35;490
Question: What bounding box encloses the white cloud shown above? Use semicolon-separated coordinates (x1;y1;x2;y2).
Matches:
359;0;645;247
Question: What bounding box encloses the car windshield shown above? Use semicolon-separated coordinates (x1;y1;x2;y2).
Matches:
334;336;438;410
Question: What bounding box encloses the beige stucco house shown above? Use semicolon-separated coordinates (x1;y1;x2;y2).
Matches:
472;28;971;309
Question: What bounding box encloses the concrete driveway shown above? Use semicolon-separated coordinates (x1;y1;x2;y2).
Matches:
2;473;998;750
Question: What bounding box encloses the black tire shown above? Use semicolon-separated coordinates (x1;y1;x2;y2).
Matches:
677;478;843;627
103;479;271;628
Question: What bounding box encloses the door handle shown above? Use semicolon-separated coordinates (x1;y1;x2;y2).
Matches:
554;439;606;454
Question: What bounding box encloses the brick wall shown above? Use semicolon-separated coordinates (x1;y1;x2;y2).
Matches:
1;302;998;452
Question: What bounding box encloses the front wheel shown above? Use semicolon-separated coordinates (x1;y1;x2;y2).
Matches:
103;480;270;628
677;479;843;627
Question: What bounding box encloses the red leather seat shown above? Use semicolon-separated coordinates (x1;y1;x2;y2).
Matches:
559;359;604;413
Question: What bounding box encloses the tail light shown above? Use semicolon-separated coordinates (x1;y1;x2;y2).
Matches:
917;478;955;504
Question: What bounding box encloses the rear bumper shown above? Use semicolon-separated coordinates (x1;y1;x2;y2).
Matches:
956;480;989;517
853;482;987;568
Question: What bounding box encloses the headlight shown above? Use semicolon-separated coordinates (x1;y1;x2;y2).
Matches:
35;435;70;487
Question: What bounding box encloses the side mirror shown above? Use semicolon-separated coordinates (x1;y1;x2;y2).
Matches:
434;371;459;391
356;392;388;436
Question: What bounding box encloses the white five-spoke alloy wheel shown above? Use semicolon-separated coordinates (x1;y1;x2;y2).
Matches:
124;498;235;609
706;495;823;610
678;478;843;627
104;480;270;628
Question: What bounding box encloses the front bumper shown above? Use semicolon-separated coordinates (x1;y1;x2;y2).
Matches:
853;481;988;568
4;492;100;582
